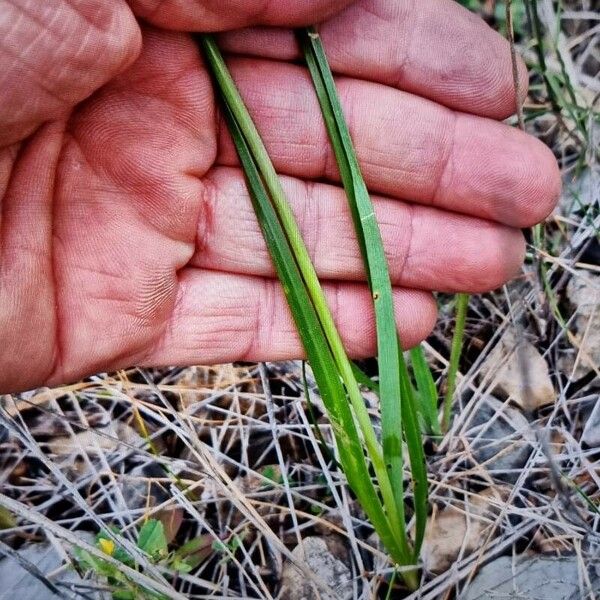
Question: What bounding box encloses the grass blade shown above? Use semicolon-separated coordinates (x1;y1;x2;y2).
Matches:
199;34;427;588
298;26;429;572
297;24;407;525
225;102;405;558
301;361;338;468
410;345;442;437
442;293;469;433
351;361;380;393
196;40;403;543
198;43;416;573
399;374;428;556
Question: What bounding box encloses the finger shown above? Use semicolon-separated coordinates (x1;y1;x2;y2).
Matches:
127;0;354;31
142;270;437;366
0;0;141;147
217;58;560;228
0;122;64;393
195;167;525;293
219;0;528;119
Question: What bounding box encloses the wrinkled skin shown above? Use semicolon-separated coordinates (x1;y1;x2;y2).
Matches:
0;0;560;393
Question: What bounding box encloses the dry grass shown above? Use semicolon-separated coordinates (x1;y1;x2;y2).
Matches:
1;1;599;598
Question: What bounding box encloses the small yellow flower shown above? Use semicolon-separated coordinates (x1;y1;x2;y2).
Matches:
98;538;115;556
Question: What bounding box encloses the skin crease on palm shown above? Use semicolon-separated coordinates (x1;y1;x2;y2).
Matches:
0;0;561;393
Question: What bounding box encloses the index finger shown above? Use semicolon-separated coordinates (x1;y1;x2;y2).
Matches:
219;0;528;120
127;0;355;31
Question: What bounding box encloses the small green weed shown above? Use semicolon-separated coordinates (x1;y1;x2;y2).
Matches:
73;519;211;599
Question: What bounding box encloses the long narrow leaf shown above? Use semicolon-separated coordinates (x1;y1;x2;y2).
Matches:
410;345;442;437
399;375;428;558
442;293;469;432
351;361;380;393
198;34;413;566
297;25;407;536
216;89;409;563
298;29;431;576
301;361;338;467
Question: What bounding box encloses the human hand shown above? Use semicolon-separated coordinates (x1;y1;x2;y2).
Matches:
0;0;560;393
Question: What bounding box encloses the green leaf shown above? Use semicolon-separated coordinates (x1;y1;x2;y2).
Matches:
301;361;338;467
176;535;212;557
297;28;406;514
211;540;227;553
442;293;469;433
112;590;136;600
350;362;380;393
174;534;214;570
409;345;442;437
112;546;134;566
297;27;429;584
197;41;400;541
204;47;407;562
0;506;16;530
73;547;117;578
172;558;194;574
137;520;167;557
260;465;283;485
197;33;421;586
399;373;428;558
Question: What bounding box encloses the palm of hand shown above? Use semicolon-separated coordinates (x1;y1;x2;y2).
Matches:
0;1;559;392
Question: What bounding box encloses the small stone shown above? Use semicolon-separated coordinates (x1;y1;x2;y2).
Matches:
462;554;590;599
0;534;107;599
479;328;555;410
280;536;352;600
566;272;600;378
464;396;536;483
581;399;600;448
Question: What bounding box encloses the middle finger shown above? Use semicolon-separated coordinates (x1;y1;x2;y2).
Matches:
194;166;525;293
215;58;560;228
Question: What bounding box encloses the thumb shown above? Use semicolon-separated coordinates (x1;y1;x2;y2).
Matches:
0;0;141;147
127;0;356;31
